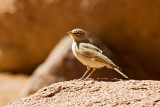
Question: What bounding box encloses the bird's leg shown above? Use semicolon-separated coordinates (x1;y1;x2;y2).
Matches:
85;67;96;79
80;65;91;80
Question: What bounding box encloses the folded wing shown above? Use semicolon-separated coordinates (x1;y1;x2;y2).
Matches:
79;43;116;68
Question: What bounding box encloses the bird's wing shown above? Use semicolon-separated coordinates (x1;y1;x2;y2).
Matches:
79;44;129;78
79;43;102;53
79;43;116;67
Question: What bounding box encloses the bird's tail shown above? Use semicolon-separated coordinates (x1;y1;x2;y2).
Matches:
113;68;129;79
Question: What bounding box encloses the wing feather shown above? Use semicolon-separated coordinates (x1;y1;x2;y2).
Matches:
78;43;116;68
80;43;102;53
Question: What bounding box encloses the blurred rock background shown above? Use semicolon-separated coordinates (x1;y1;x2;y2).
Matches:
0;0;160;105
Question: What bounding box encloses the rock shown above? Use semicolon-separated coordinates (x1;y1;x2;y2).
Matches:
0;0;16;14
20;35;128;97
0;0;159;80
6;79;160;107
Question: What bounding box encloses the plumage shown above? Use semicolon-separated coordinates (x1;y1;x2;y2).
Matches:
78;42;116;68
68;28;129;79
79;42;103;53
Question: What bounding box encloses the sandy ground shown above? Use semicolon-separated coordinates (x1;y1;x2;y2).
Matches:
0;73;29;106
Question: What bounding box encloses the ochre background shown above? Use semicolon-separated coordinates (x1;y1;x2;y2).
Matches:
0;0;160;79
0;0;160;105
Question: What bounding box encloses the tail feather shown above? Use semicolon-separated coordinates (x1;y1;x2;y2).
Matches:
113;68;129;79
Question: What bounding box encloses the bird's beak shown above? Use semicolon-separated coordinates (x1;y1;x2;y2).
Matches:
67;31;74;36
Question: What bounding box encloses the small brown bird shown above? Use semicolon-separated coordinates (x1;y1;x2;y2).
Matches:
67;28;129;80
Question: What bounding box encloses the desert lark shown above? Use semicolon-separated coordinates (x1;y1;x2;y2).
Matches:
67;28;129;80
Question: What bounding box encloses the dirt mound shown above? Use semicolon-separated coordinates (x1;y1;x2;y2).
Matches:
6;79;160;107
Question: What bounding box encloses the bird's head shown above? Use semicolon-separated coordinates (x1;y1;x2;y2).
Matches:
67;28;87;41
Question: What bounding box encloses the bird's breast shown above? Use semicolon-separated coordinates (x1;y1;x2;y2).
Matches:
72;42;78;57
72;42;86;62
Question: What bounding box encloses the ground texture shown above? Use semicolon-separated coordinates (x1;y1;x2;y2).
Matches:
6;79;160;107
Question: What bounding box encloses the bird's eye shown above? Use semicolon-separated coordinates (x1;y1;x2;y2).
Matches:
75;32;80;34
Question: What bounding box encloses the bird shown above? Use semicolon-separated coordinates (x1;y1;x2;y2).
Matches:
67;28;129;80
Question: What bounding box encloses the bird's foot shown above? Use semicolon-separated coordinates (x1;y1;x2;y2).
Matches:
84;78;94;81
